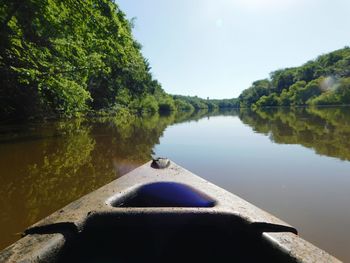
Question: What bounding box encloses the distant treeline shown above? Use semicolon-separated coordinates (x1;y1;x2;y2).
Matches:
0;0;239;120
173;95;239;111
239;47;350;108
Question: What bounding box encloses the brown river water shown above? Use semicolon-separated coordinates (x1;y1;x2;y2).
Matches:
0;107;349;261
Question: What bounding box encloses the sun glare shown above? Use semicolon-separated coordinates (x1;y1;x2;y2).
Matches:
233;0;296;10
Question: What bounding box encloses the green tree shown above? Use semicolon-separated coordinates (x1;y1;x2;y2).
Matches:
254;93;279;107
270;68;296;93
310;77;350;105
238;47;350;108
0;0;166;119
239;79;271;107
158;96;176;112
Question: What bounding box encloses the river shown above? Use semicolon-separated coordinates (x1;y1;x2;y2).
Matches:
0;107;349;261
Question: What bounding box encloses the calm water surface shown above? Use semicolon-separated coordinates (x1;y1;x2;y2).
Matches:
0;107;349;261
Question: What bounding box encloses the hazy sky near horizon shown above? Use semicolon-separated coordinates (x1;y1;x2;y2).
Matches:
117;0;350;99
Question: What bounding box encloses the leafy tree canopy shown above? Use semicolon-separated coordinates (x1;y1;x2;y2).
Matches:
239;47;350;108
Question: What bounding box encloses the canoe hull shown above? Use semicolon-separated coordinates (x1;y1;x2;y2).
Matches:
0;159;341;262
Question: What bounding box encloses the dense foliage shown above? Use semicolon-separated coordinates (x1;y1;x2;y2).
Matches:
239;47;350;108
0;0;176;119
173;95;239;111
5;0;347;119
0;0;239;120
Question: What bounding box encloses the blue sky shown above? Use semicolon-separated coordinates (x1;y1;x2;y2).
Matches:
117;0;350;99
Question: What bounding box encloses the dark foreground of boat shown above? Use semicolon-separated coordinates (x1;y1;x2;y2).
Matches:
0;159;341;262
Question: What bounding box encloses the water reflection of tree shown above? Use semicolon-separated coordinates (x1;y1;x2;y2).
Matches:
89;113;176;177
0;108;240;249
239;107;350;161
173;108;239;124
0;120;96;248
0;112;180;248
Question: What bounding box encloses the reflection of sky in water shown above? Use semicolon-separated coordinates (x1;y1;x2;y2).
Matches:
155;115;350;262
0;109;349;261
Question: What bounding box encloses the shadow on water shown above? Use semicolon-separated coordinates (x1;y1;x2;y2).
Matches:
0;106;348;250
